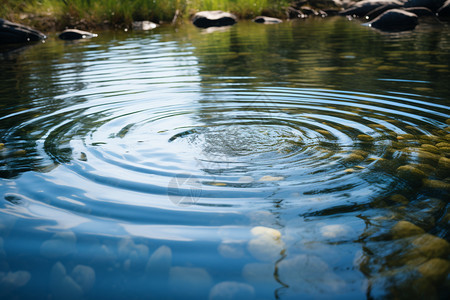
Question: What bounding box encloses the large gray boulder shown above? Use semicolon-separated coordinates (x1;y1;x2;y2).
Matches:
437;0;450;18
253;16;283;23
0;18;46;44
368;9;419;31
59;29;97;40
192;11;237;28
340;0;405;17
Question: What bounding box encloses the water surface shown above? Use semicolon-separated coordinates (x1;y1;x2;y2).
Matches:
1;17;449;299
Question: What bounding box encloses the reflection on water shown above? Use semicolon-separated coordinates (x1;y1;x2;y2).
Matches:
1;17;449;299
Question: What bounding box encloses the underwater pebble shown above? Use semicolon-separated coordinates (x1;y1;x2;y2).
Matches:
41;231;77;258
242;263;274;283
357;134;374;142
259;175;284;181
71;265;95;293
389;194;409;204
396;165;426;183
146;245;172;277
12;149;26;156
344;153;365;163
248;226;284;262
316;129;330;135
417;150;440;164
218;241;245;259
0;270;31;287
391;221;424;239
320;224;351;238
420;144;439;154
169;267;212;298
418;258;450;282
436;142;450;148
50;262;83;300
247;210;276;226
118;238;149;271
238;176;254;183
411;234;450;259
209;281;255;300
423;179;450;190
278;254;345;293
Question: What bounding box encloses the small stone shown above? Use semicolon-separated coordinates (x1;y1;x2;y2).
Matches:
71;265;95;293
218;242;245;258
390;194;409;204
242;263;274;283
418;258;450;282
420;144;439;154
320;224;351;238
253;16;282;24
0;271;31;287
436;142;450;148
251;226;281;240
412;234;450;259
248;227;284;262
209;281;255;300
13;150;26;156
391;221;424;239
259;175;284;181
438;157;450;170
417;150;440;164
397;165;426;183
41;231;77;258
357;134;374;142
59;29;97;40
50;262;83;300
132;21;158;31
423;179;450;190
169;267;212;298
316;129;331;135
238;176;253;183
344;153;365;162
146;245;172;277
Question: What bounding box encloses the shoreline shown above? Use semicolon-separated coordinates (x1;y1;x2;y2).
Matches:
1;1;338;33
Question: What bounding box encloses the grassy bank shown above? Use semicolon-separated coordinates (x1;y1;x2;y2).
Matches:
1;0;291;31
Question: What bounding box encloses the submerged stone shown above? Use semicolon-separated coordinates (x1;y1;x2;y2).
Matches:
242;263;274;283
41;231;77;258
423;179;450;190
420;144;440;154
412;234;450;259
71;265;95;293
146;245;172;276
248;226;284;261
390;194;409;204
357;134;375;142
0;270;31;287
209;281;255;300
391;221;425;239
397;165;427;183
259;175;284;181
418;258;450;282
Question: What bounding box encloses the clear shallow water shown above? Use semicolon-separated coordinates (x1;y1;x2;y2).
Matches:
1;17;449;299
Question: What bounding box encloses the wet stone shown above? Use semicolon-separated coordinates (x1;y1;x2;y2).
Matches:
209;281;255;300
357;134;375;142
391;221;425;239
389;194;409;204
397;165;427;183
411;234;450;259
146;245;172;277
71;265;95;293
418;258;450;283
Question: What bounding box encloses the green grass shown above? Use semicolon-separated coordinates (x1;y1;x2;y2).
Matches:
1;0;291;31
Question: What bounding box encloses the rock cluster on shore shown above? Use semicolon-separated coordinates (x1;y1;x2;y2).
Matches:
2;0;450;46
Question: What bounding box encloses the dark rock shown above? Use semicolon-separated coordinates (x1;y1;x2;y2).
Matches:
253;16;283;24
404;0;446;11
192;11;237;28
365;4;407;20
404;6;435;16
368;9;419;31
437;0;450;19
340;0;404;17
59;29;97;40
288;7;307;19
0;18;46;44
301;6;319;16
